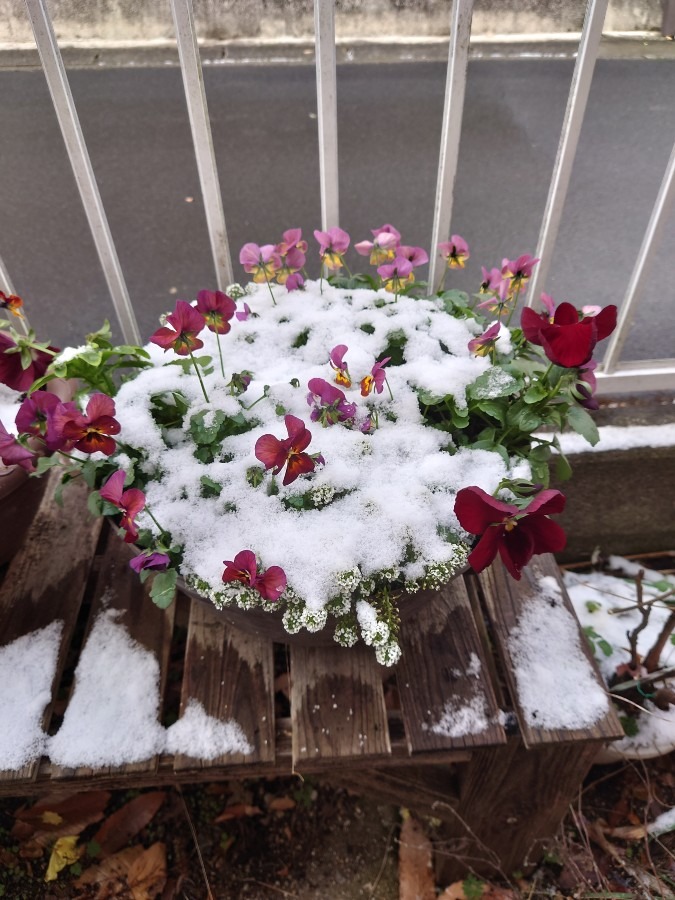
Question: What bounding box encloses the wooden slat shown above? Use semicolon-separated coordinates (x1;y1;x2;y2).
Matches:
174;598;275;770
51;529;175;780
0;473;101;785
396;579;506;752
291;643;391;767
477;554;624;748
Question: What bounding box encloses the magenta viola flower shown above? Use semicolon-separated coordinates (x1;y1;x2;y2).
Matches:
468;322;501;357
276;228;307;288
314;227;350;271
100;469;146;543
378;257;414;294
280;228;308;254
454;486;566;580
329;344;351;388
129;550;170;574
195;290;236;335
360;357;391;397
397;245;429;268
501;254;539;288
521;299;617;368
150;300;206;356
480;266;505;294
239;243;281;283
0;420;35;472
307;378;356;426
574;360;599;410
49;393;121;456
0;332;54;392
477;276;510;315
285;272;305;292
438;235;469;269
222;549;287;602
355;229;399;266
235;302;252;322
15;390;60;442
255;414;317;485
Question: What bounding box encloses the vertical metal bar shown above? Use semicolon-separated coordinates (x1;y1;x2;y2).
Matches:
314;0;340;231
602;140;675;374
170;0;233;288
428;0;474;294
24;0;140;345
0;255;30;333
526;0;609;306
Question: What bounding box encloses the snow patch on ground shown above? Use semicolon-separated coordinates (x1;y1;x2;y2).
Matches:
166;698;252;759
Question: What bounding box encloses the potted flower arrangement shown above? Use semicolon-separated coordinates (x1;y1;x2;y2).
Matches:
0;226;616;664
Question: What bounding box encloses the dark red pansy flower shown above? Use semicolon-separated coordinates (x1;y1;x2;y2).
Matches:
150;300;206;356
521;300;617;368
455;485;566;580
49;393;121;456
195;290;237;335
0;420;35;472
222;549;287;601
129;550;170;574
100;469;146;543
15;390;60;440
0;332;54;392
255;414;316;486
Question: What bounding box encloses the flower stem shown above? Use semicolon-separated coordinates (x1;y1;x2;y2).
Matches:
264;274;277;306
435;266;447;295
216;332;225;379
385;376;394;403
145;506;168;537
505;284;521;328
189;351;209;403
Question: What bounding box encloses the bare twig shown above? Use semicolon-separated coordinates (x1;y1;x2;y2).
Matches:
626;570;650;670
644;610;675;674
176;785;215;900
367;822;397;898
610;665;675;693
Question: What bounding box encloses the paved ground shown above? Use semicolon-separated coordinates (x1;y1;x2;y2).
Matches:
0;59;673;359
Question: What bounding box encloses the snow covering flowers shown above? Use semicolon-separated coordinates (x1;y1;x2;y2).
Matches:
0;225;613;661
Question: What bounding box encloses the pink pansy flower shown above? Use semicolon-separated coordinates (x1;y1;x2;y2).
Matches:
480;266;505;294
285;272;305;292
0;420;35;472
355;229;399;266
581;304;603;317
275;237;306;288
314;227;350;271
372;224;402;242
195;290;236;335
15;391;60;442
454;486;566;580
329;344;351;388
378;257;414;294
99;469;146;543
0;332;55;393
49;393;121;456
477;277;510;315
150;300;206;356
239;243;281;283
438;235;470;269
360;357;391;397
307;378;356;426
129;550;170;574
235;302;252;321
501;254;539;288
521;299;617;368
468;322;501;357
255;414;317;486
222;549;287;602
280;228;308;254
397;245;429;268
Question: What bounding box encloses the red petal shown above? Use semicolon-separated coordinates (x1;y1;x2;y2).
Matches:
284;414;312;452
282;452;315;485
552;302;580;326
77;433;117;456
539;320;596;367
455;486;517;535
520;307;547;345
524;489;566;517
590;304;617;341
121;488;146;520
255;566;287;601
523;515;567;555
149;326;179;351
86;393;116;420
100;469;126;505
255;434;286;471
467;525;502;574
500;526;535;579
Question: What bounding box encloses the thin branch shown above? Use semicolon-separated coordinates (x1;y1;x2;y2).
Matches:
176;785;215;900
626;570;650;670
643;610;675;674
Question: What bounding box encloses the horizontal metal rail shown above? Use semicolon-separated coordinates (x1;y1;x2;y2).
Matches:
170;0;233;288
526;0;609;305
428;0;474;294
24;0;140;345
596;360;675;394
314;0;340;230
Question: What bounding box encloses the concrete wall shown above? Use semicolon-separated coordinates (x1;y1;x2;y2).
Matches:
0;0;663;44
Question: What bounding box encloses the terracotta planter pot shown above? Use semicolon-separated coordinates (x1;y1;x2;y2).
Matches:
178;574;464;646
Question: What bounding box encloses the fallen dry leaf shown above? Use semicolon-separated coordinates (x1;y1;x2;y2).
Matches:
398;810;435;900
74;845;144;888
13;790;111;843
438;881;517;900
214;803;263;823
438;882;467;900
607;823;649;841
92;791;166;857
45;835;82;883
127;841;167;900
268;796;296;812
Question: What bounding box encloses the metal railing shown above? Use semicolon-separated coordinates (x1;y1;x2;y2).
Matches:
4;0;675;392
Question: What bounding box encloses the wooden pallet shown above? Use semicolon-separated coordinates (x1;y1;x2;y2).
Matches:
0;472;624;876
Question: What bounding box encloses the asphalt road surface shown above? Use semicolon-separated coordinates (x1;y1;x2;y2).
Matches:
0;59;673;360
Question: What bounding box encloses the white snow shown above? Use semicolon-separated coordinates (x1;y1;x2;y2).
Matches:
648;806;675;836
553;422;675;455
508;575;610;729
430;693;491;738
0;383;21;435
0;622;63;771
166;698;252;758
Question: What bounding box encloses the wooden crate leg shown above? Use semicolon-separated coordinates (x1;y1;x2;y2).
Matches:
435;738;601;882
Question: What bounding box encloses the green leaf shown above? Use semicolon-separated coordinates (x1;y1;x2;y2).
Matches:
567;404;600;446
360;323;375;335
554;451;573;482
292;328;309;348
87;491;104;516
475;399;505;424
150;569;178;608
619;715;639;738
462;874;485;900
417;389;444;406
199;475;222;498
523;382;548;404
506;404;541;433
34;455;62;475
467;367;520;400
585;600;602;613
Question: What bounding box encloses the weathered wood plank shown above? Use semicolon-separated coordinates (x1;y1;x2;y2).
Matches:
291;642;391;766
0;473;101;784
396;579;506;752
174;598;275;769
477;554;623;748
50;528;175;780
